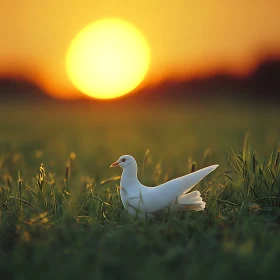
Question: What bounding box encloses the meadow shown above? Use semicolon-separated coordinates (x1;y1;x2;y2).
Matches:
0;101;279;279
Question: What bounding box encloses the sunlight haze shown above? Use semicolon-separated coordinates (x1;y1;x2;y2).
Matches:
1;0;280;98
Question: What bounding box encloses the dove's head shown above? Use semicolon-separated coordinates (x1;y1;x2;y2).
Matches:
110;155;137;169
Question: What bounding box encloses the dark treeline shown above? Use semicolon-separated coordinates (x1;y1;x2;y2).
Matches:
0;57;279;105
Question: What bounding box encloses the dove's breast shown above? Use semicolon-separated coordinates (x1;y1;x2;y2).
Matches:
120;184;150;218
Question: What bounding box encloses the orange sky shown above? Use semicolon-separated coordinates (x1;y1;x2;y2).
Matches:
1;0;280;99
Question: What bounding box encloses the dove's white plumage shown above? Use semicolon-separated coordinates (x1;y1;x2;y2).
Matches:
110;155;219;219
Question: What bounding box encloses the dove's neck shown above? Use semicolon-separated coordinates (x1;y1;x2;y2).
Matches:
121;164;139;187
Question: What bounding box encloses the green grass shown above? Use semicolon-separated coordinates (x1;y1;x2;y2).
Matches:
0;102;279;279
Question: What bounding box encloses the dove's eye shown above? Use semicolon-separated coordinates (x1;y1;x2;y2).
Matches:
121;158;126;162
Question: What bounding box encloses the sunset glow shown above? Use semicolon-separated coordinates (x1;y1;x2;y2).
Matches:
0;0;280;98
66;18;150;99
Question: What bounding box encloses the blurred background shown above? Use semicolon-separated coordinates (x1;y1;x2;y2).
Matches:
0;0;280;178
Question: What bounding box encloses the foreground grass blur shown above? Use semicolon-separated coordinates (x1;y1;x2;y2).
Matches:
0;102;279;279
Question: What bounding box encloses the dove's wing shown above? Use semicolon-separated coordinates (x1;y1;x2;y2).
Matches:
139;165;219;213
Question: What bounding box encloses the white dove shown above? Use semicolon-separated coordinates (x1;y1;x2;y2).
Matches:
110;155;219;219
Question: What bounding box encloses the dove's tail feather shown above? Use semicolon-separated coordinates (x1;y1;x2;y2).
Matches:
177;191;206;211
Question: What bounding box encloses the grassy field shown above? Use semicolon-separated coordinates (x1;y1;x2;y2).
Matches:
0;102;279;279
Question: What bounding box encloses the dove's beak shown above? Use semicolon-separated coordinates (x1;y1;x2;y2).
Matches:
110;161;119;168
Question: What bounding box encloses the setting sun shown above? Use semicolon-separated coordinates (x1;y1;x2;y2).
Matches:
66;18;150;99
